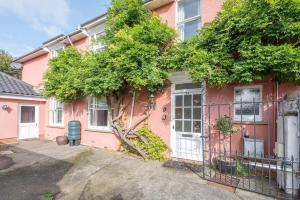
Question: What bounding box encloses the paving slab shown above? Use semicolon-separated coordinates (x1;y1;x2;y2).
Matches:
0;140;273;200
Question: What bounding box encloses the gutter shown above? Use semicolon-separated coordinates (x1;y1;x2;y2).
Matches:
0;94;47;102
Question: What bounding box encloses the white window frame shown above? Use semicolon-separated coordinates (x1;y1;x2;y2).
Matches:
50;46;64;58
88;96;111;131
234;85;263;122
90;32;105;52
176;0;201;41
49;97;64;126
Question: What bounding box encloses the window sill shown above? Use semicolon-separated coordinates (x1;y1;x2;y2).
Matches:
47;125;65;129
233;121;268;125
85;129;113;133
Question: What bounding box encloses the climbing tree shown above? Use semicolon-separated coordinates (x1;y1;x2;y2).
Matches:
166;0;300;87
44;0;176;158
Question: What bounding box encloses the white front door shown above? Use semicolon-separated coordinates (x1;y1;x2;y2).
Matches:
171;82;204;161
19;105;39;140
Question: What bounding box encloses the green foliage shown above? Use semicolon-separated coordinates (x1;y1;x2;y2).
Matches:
44;0;176;101
167;0;300;87
0;49;20;78
216;116;235;136
236;160;251;177
42;192;55;200
43;47;85;102
84;0;177;96
135;127;168;161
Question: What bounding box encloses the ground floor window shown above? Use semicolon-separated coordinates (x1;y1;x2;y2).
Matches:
49;97;64;126
88;97;110;130
234;86;262;121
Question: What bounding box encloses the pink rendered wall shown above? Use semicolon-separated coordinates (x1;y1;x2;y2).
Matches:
22;54;49;88
43;97;119;150
205;80;300;157
0;99;46;140
153;2;176;28
201;0;225;25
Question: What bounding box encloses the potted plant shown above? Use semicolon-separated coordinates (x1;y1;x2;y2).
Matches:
215;115;240;136
56;134;69;145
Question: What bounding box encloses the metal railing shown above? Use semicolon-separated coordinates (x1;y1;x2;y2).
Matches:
174;96;300;199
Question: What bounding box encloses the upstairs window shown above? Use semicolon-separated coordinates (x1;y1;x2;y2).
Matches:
177;0;201;41
50;48;63;58
234;86;262;122
91;32;105;52
49;97;64;126
88;97;110;130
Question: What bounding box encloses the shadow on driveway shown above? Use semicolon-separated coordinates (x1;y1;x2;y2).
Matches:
0;140;85;200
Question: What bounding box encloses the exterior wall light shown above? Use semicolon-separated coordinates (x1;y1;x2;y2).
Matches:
2;104;9;111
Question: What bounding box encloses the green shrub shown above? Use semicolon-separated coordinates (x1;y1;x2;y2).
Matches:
216;116;235;136
135;127;168;161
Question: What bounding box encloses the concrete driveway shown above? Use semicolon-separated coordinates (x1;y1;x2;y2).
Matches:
0;140;271;200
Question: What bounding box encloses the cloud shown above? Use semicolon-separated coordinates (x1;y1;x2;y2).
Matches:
0;0;70;36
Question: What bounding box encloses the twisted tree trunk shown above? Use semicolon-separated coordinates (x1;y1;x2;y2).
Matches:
106;94;151;159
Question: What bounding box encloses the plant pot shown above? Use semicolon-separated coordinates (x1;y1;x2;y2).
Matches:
56;136;69;145
0;156;13;170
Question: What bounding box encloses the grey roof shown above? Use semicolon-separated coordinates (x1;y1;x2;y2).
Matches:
80;13;107;27
0;72;40;97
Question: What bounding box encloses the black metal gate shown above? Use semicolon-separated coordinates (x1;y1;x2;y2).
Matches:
174;96;300;199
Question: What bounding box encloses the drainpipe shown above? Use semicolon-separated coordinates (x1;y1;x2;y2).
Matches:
129;91;136;128
67;36;73;46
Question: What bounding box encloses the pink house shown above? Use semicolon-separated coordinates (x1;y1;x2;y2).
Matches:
3;0;300;163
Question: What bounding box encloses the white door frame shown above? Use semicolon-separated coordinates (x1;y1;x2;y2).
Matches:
18;104;39;139
170;72;206;161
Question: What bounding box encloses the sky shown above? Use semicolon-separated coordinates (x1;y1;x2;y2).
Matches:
0;0;111;58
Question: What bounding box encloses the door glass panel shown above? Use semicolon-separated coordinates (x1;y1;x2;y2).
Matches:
175;120;183;131
193;121;201;133
193;94;201;106
184;108;192;119
184;95;192;106
184;121;192;132
21;106;35;123
175;82;201;91
175;95;183;107
175;108;183;119
193;108;201;120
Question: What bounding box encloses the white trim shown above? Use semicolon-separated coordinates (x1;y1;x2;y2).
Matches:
49;97;64;127
88;96;112;132
170;72;205;161
233;85;263;122
176;0;202;41
18;104;39;139
0;94;46;101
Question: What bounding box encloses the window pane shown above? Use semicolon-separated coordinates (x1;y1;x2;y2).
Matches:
175;120;183;131
235;88;261;117
184;121;192;132
193;121;201;133
91;110;108;127
193;108;201;120
235;103;260;116
175;95;183;107
56;110;63;124
183;19;200;40
21;107;35;123
175;82;201;90
184;108;192;119
178;0;200;21
193;94;201;106
235;88;260;102
176;108;183;119
184;95;192;106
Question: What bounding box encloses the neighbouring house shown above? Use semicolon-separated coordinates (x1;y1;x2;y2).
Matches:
4;0;300;163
